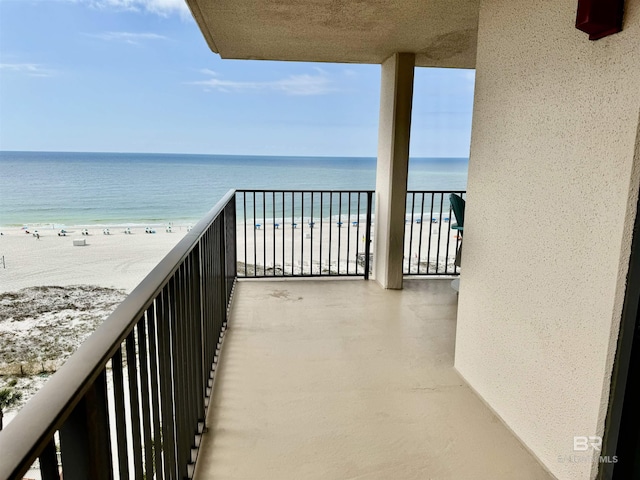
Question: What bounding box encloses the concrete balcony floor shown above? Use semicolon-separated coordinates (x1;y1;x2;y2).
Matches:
194;279;552;480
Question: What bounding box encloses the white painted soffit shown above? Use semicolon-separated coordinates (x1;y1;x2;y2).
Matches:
185;0;479;69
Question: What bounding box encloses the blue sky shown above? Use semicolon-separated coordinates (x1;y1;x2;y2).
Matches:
0;0;475;157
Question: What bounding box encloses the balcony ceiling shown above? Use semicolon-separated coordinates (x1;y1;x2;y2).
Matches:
186;0;479;69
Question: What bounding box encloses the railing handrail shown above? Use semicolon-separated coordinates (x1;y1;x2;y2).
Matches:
0;189;238;480
406;190;466;193
236;189;375;193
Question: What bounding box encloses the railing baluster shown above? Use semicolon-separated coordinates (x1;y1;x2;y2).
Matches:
320;192;324;275
136;314;154;479
301;192;305;275
417;193;425;274
356;193;361;275
263;191;267;274
408;192;415;274
243;192;247;277
427;192;435;274
364;192;373;280
125;328;144;479
309;192;312;275
329;192;333;275
435;193;444;274
184;256;195;449
282;192;287;277
147;301;164;480
171;272;185;479
273;191;276;276
337;192;342;274
40;437;60;480
347;192;351;275
253;191;257;277
111;346;129;479
192;249;205;422
291;192;295;276
158;287;177;480
59;370;112;480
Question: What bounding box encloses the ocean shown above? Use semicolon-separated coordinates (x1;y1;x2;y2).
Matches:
0;151;467;227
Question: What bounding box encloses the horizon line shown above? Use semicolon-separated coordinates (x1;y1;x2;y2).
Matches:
0;150;469;160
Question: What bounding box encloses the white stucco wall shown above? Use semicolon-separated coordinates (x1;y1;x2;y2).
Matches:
455;1;640;479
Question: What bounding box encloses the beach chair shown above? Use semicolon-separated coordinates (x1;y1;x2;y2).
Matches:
449;193;465;267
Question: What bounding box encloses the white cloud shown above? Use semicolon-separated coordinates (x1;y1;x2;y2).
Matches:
187;72;337;96
88;31;168;44
0;63;55;77
88;0;190;17
199;68;219;77
11;0;191;17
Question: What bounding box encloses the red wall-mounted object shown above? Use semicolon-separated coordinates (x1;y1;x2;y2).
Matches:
576;0;624;40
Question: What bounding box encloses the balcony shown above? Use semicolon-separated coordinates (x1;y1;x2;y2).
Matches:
0;190;550;480
193;279;552;479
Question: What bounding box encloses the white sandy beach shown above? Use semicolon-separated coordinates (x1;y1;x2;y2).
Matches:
0;217;460;294
0;225;189;294
0;224;188;438
236;219;461;275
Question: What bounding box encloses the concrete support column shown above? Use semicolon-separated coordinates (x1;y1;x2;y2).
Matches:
373;52;415;289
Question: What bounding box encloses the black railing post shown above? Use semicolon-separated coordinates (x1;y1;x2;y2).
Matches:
364;191;373;280
225;195;237;300
40;437;60;480
125;329;144;479
59;371;113;480
111;347;129;479
158;287;177;480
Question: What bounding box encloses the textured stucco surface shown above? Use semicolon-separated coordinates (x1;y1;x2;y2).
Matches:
455;1;640;479
186;0;479;68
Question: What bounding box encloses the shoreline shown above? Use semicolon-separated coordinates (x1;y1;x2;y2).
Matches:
0;225;188;294
0;220;198;230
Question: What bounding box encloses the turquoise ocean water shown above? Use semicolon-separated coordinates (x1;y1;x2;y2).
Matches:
0;151;467;227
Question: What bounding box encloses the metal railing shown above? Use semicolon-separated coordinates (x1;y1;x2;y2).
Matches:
236;190;374;279
0;190;237;480
403;190;466;276
0;187;463;479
